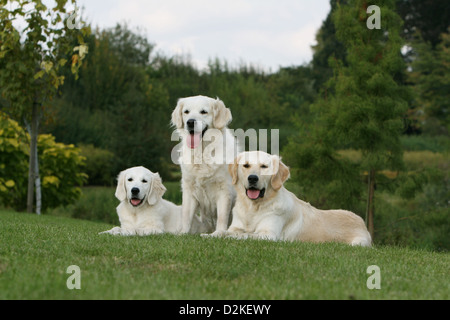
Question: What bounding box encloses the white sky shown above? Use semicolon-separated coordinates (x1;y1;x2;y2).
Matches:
75;0;331;72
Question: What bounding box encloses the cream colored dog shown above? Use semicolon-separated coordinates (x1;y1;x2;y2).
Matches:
171;96;240;235
219;151;372;246
99;166;204;236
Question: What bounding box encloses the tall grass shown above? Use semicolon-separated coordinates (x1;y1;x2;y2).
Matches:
400;135;449;152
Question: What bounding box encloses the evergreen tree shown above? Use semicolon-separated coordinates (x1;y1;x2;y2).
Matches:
284;0;409;239
311;0;347;92
397;0;450;49
409;29;450;135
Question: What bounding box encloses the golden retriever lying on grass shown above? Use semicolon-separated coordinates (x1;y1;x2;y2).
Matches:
214;151;371;246
100;166;205;236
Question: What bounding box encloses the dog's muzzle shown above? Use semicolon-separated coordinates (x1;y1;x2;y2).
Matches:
186;120;208;149
246;188;265;200
130;187;144;207
246;175;265;200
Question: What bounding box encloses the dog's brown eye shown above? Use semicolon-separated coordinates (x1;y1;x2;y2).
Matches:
200;110;208;114
142;179;147;183
261;164;268;169
184;110;190;114
128;178;133;182
243;163;250;168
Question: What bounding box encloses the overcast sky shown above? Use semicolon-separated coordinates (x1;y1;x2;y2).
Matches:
76;0;331;72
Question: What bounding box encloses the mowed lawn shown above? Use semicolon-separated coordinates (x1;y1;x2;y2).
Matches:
0;210;448;300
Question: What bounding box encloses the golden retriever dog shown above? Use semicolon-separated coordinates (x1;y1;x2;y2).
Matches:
99;166;204;236
171;95;240;235
219;151;372;246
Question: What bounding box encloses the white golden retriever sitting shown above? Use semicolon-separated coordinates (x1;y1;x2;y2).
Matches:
218;151;372;246
99;166;204;236
171;95;240;235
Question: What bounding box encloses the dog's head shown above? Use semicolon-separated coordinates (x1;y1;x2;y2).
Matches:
229;151;290;201
171;95;232;149
115;166;167;207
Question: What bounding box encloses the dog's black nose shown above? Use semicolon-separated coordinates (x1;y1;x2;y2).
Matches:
131;187;140;195
248;175;259;184
187;119;195;129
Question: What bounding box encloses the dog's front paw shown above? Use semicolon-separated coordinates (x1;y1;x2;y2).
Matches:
136;228;164;236
248;232;278;241
99;227;121;235
99;227;136;236
201;230;228;238
226;232;250;240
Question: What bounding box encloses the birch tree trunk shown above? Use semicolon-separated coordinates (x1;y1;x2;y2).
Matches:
26;101;40;214
366;169;376;239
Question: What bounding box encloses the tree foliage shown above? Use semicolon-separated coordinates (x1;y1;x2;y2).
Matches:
396;0;450;48
0;113;86;210
0;0;90;213
48;24;172;177
408;29;450;135
311;0;347;91
0;0;89;120
284;0;410;238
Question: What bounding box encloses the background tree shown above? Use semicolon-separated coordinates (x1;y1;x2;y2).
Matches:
284;0;409;239
396;0;450;49
311;0;347;92
46;24;172;178
408;29;450;135
0;0;89;213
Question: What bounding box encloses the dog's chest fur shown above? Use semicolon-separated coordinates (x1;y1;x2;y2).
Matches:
182;167;230;205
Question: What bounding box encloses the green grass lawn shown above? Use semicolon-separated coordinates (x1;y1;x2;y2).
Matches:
0;210;448;300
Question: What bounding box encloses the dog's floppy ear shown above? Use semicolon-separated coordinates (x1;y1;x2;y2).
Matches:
115;170;127;201
171;98;185;129
270;155;290;191
147;173;167;206
228;154;242;185
212;98;232;130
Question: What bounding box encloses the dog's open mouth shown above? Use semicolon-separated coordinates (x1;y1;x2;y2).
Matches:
187;126;208;149
246;188;265;200
130;197;144;207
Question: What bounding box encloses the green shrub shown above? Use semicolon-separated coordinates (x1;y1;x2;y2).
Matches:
48;187;119;224
78;144;115;186
38;134;87;209
0;113;29;209
0;113;87;211
375;192;449;252
164;181;182;205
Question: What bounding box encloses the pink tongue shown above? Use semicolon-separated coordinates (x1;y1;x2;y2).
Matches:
131;199;141;206
247;189;261;200
187;133;201;149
